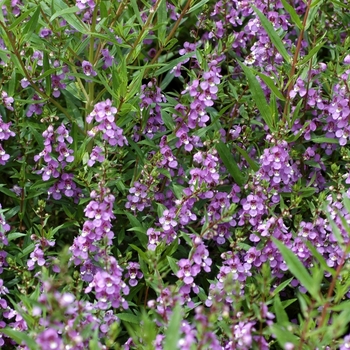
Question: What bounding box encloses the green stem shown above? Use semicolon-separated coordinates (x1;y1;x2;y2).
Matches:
0;21;86;136
126;0;163;64
282;0;313;125
147;0;192;70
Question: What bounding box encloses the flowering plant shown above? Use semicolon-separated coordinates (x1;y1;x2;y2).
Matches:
1;0;350;349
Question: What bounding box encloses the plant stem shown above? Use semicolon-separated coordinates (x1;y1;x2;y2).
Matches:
282;0;313;125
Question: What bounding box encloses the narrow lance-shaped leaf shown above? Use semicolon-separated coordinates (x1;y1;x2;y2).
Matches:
281;0;303;29
22;5;41;42
311;136;339;144
1;329;37;350
237;61;275;131
252;5;291;63
272;238;320;299
233;144;259;172
157;0;167;45
255;71;286;101
187;0;210;14
49;5;79;21
163;303;182;350
273;294;289;325
297;41;325;67
216;141;245;186
306;0;324;30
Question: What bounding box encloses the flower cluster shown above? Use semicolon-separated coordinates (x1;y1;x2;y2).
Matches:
35;124;74;179
70;185;115;267
125;181;150;212
135;79;167;140
85;257;129;310
0;114;15;165
2;0;350;348
87;99;128;147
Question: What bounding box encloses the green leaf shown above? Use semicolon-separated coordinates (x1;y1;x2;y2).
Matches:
163;303;182;350
161;110;175;131
343;193;350;215
281;0;303;29
252;6;290;63
167;256;179;274
43;51;52;96
129;244;149;262
216;141;245;186
330;300;350;312
50;5;79;21
187;0;210;14
130;0;143;26
125;66;143;104
233;144;259;172
269;324;299;348
297;41;325;67
274;294;289;325
332;0;350;9
272;238;319;300
155;52;195;76
0;185;18;199
1;328;37;349
297;187;316;198
117;313;140;324
7;232;26;242
157;0;167;45
128;139;145;167
89;329;99;350
270;277;293;297
328;211;347;247
256;71;286;101
8;7;35;30
306;0;324;30
237;61;275;131
22;5;41;41
60;9;88;34
311;136;339;144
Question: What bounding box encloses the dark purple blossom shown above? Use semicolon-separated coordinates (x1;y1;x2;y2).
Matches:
125;262;143;286
36;328;62;350
1;91;14;111
82;60;97;77
39;28;52;38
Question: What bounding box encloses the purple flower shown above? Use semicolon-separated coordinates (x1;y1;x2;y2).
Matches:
1;91;14;111
27;246;46;270
51;73;66;98
159;209;177;231
26;94;44;117
242;194;265;218
340;335;350;350
101;48;114;68
88;146;105;166
344;55;350;65
125;181;150;212
177;259;200;284
76;0;95;11
82;60;97;77
146;228;161;250
289;78;306;98
0;115;15;140
0;251;7;274
36;328;62;350
0;144;10;165
39;28;52;38
31;50;43;66
39;160;60;181
125;262;143;286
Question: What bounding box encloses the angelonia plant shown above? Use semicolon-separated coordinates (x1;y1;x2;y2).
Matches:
1;0;350;349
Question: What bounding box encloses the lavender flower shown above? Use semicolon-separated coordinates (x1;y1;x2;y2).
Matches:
82;60;97;77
